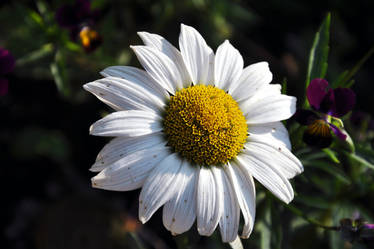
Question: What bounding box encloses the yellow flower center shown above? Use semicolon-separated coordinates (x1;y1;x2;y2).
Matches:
163;85;248;166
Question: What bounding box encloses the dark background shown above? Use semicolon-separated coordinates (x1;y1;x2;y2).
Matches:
2;0;374;248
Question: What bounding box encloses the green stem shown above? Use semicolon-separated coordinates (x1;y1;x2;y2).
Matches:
129;232;146;249
285;203;339;231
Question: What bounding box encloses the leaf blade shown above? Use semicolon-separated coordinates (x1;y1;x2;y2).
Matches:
304;13;331;107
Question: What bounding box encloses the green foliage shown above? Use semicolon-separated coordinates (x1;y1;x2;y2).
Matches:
304;13;330;107
332;46;374;88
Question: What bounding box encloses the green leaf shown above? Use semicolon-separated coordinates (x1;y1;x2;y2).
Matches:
257;207;271;249
50;50;70;97
302;160;351;185
281;77;287;94
332;45;374;88
356;144;374;159
256;198;283;249
345;152;374;171
295;195;332;209
16;43;54;66
330;70;349;88
271;201;283;249
322;148;340;163
64;41;81;52
304;13;331;107
28;10;44;27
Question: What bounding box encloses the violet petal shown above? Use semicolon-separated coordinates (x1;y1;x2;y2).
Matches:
319;89;336;115
56;0;92;29
329;123;347;140
303;119;333;148
0;78;9;96
0;48;15;75
307;78;329;110
331;88;356;117
293;109;319;125
364;224;374;230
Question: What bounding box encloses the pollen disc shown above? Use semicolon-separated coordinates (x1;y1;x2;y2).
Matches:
163;85;248;166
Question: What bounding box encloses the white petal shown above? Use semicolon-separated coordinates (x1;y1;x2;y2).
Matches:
236;152;294;204
91;144;169;191
84;77;164;113
90;110;162;137
138;32;192;87
242;94;296;124
225;162;256;239
90;132;165;172
248;122;291;150
179;24;214;85
139;153;183;223
100;66;169;100
197;166;223;236
230;62;273;101
245;137;303;179
218;166;240;242
131;45;183;93
162;161;198;235
214;40;243;91
238;83;282;108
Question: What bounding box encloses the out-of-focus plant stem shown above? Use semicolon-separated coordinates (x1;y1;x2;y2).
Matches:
285;203;340;231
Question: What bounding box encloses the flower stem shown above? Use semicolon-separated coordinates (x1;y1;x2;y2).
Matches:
285;203;340;231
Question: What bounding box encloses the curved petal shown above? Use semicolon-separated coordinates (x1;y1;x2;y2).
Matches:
248;121;292;150
307;78;329;110
138;32;192;87
90;132;165;172
90;110;162;137
332;87;356;117
218;166;240;242
230;62;273;101
131;45;183;94
225;162;256;239
139;153;183;223
245;137;303;179
162;161;198;235
319;89;335;114
214;40;243;91
84;77;165;113
179;24;214;85
242;94;296;124
100;66;169;100
91;144;169;191
329;123;347;140
303;119;332;148
293;109;319;126
197;166;223;236
236;152;294;204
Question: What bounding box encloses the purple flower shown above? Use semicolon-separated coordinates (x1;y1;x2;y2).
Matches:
78;26;102;52
339;218;374;246
56;0;97;29
0;48;15;75
295;78;355;148
56;0;101;52
307;78;356;117
0;48;15;96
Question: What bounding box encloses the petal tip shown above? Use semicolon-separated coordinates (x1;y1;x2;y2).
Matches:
91;177;100;188
82;83;92;91
89;124;94;134
139;215;147;224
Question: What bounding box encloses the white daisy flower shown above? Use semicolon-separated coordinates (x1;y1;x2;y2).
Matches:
84;24;303;243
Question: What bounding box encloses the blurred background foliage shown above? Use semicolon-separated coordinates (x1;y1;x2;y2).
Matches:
2;0;374;249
